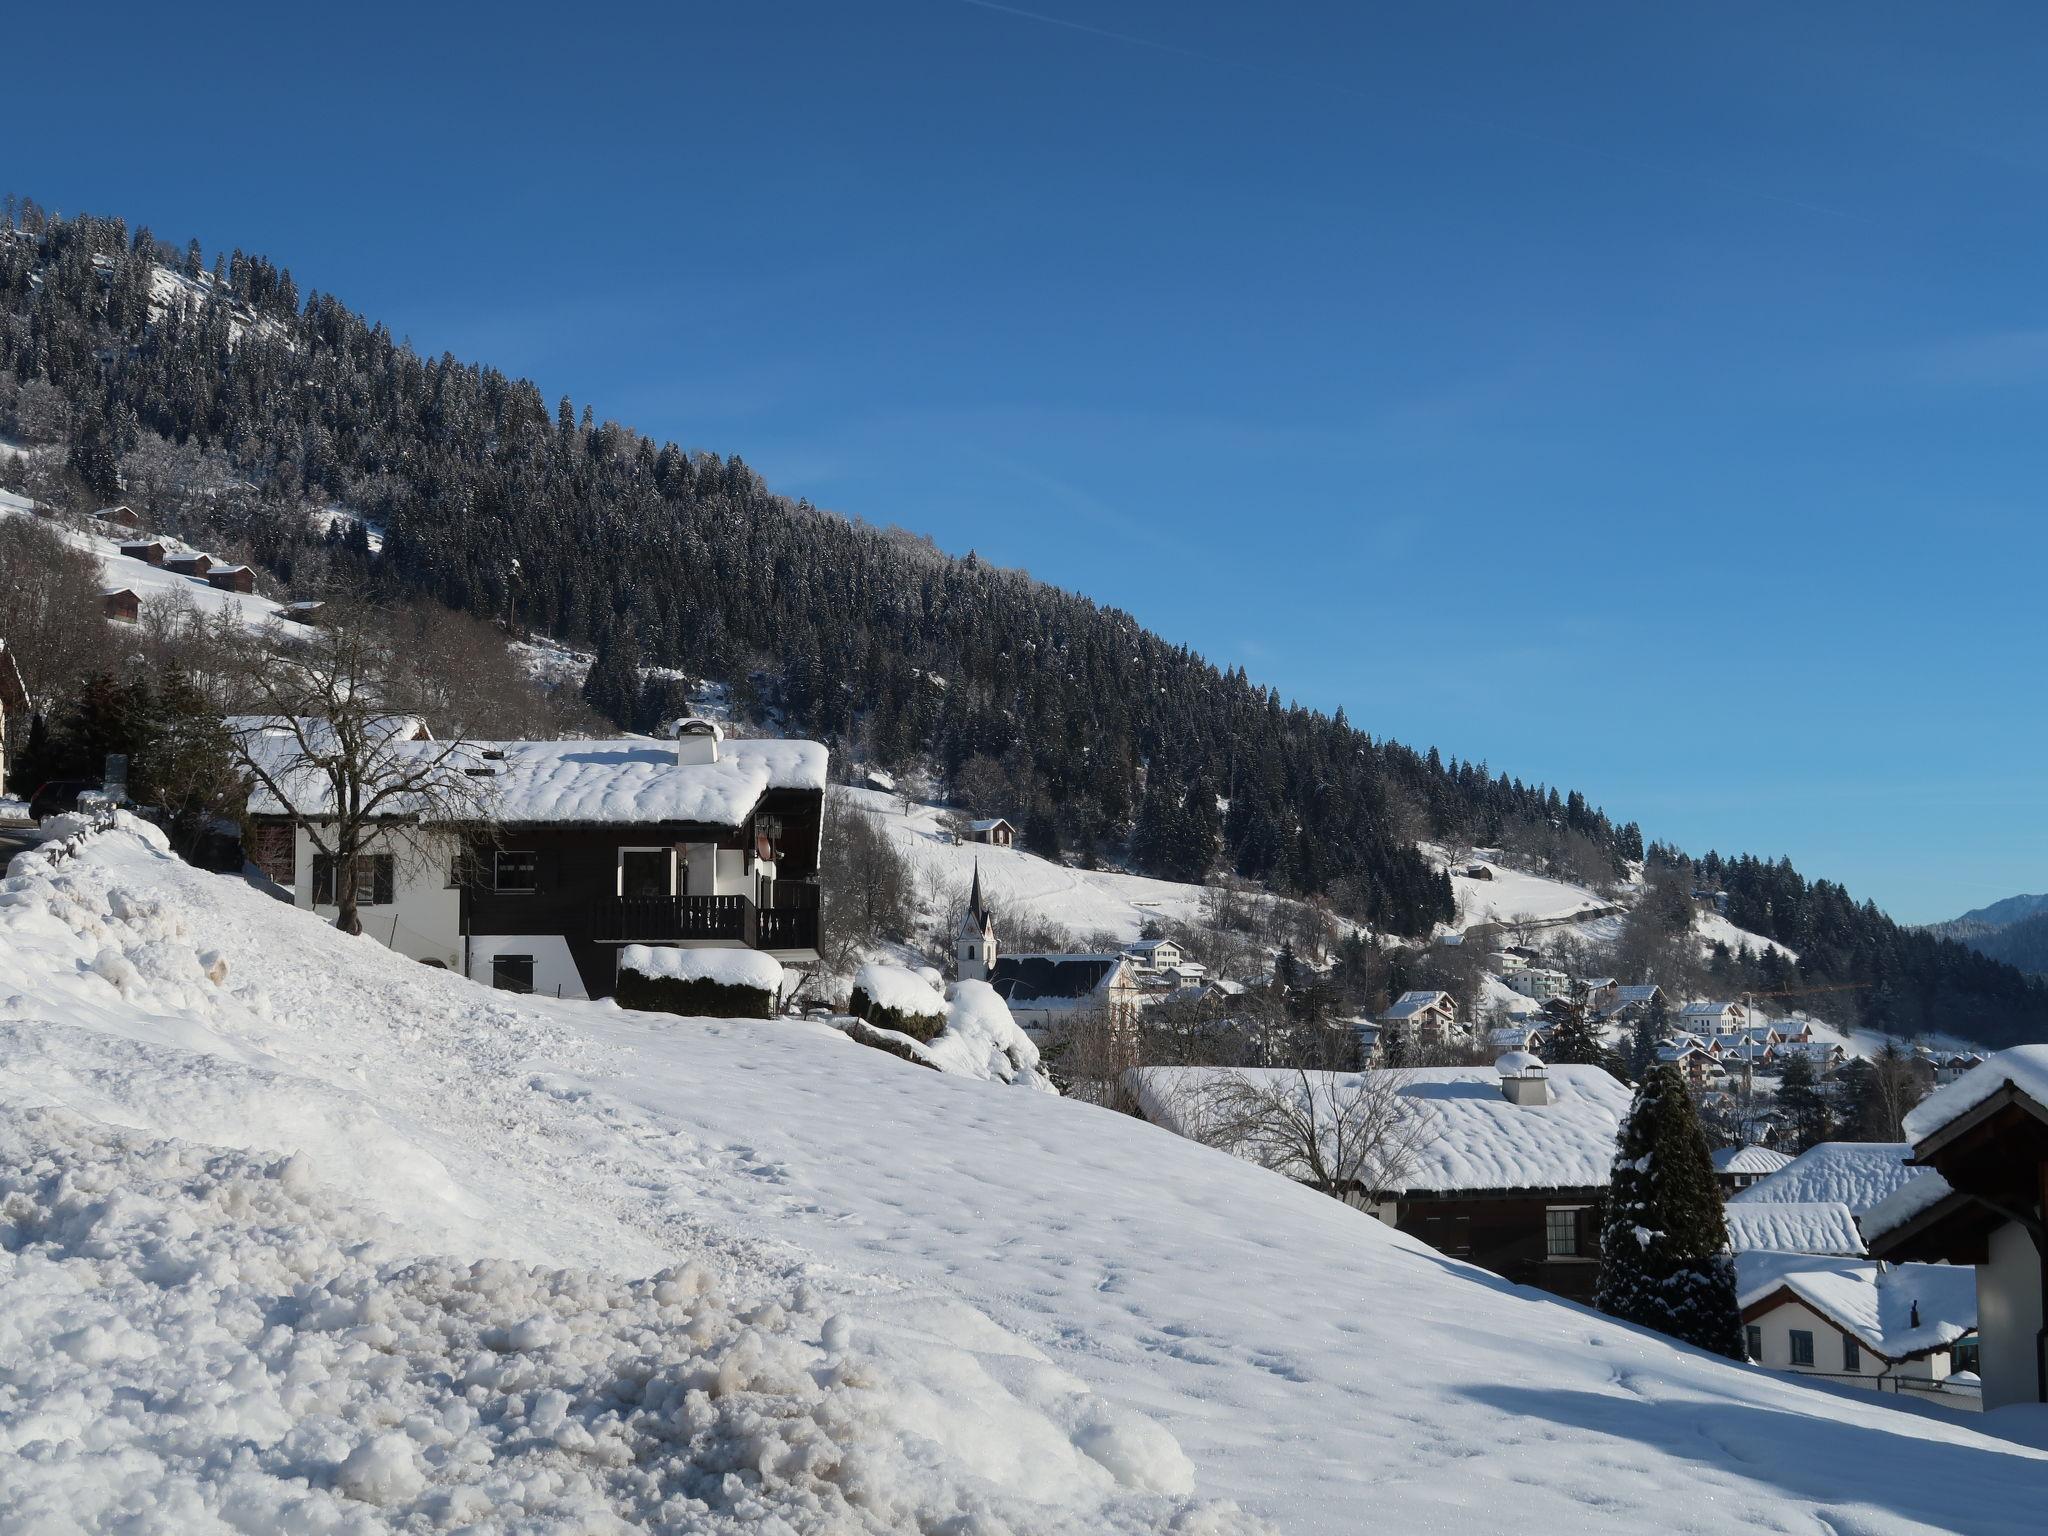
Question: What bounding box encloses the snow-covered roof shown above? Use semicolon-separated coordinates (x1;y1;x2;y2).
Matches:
1713;1145;1793;1177
1901;1044;2048;1145
243;732;828;828
968;817;1015;832
1730;1143;1925;1217
1495;1051;1545;1076
1679;1000;1738;1016
1723;1201;1866;1257
1382;990;1451;1021
1133;1063;1632;1196
1859;1167;1959;1249
619;944;784;994
989;953;1129;1005
1126;937;1178;955
1736;1254;1975;1361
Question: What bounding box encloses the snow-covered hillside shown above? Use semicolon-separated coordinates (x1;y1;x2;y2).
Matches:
3;823;2044;1533
841;785;1296;947
0;491;284;627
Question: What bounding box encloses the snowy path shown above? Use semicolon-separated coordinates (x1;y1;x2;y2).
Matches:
3;826;2044;1533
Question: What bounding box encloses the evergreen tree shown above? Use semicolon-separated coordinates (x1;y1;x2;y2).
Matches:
1594;1064;1744;1359
1542;983;1608;1068
1777;1051;1831;1152
1626;994;1667;1083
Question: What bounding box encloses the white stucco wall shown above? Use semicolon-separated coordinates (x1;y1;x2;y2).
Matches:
465;933;587;1001
1979;1218;2045;1411
291;824;461;969
1746;1298;1888;1381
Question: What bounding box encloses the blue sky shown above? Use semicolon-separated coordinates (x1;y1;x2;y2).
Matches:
15;1;2048;923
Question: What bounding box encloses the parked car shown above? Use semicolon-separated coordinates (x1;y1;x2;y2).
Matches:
28;779;100;820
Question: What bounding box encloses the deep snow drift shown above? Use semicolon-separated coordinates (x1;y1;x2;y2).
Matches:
3;824;2044;1534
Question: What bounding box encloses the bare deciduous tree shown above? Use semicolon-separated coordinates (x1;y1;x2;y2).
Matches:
229;603;491;934
1172;1065;1439;1206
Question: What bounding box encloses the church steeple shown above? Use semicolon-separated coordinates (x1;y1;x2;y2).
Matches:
957;860;998;982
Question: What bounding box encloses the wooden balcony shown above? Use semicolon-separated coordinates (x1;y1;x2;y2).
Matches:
594;882;819;954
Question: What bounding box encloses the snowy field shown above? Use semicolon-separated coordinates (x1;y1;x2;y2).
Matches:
3;824;2046;1533
0;493;284;628
1430;845;1622;931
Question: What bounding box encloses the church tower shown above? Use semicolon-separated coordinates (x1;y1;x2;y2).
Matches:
957;860;998;983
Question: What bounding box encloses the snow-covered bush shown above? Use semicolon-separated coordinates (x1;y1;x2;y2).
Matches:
615;943;783;1019
926;979;1056;1091
848;961;948;1042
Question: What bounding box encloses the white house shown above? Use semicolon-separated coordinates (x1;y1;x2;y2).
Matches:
1380;989;1459;1043
1488;951;1528;977
1737;1252;1976;1404
1125;937;1186;973
990;952;1141;1033
1712;1144;1793;1195
1678;1000;1749;1035
1864;1048;2048;1411
1508;966;1569;1003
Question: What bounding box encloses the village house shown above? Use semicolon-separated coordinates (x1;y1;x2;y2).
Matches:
119;538;166;566
1678;999;1749;1035
1125;937;1186;974
1737;1252;1977;1405
1713;1144;1793;1195
239;716;826;1000
0;638;28;793
1863;1048;2048;1410
1379;989;1460;1046
1594;982;1663;1027
1659;1041;1725;1088
1133;1053;1632;1304
1579;977;1619;1014
954;863;1140;1032
102;587;141;624
1488;950;1527;978
93;504;142;530
967;816;1016;846
1507;965;1569;1003
163;551;213;577
206;564;257;593
284;600;326;625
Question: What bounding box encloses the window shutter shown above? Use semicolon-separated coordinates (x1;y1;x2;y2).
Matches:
312;854;335;905
373;855;394;906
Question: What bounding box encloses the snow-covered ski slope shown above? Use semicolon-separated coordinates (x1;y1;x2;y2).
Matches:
3;825;2044;1534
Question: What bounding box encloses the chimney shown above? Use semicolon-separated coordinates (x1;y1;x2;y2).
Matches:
1497;1052;1552;1107
674;716;722;766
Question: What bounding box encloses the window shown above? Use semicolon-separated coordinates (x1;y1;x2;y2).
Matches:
491;954;534;993
618;848;674;898
1745;1325;1762;1364
1954;1336;1980;1376
310;853;393;906
1789;1330;1814;1368
1842;1335;1861;1372
494;849;538;893
1546;1206;1590;1259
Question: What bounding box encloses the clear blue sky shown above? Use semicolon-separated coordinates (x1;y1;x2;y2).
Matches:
14;1;2048;923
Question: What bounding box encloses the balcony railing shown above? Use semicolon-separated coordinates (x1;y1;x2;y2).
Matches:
594;883;819;953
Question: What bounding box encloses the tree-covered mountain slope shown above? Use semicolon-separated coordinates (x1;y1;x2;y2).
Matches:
4;201;2046;1044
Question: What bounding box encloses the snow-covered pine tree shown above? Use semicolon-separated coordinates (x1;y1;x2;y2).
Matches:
1594;1063;1744;1358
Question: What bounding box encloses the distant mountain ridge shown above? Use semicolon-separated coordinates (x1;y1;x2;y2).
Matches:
1942;892;2048;933
1924;892;2048;976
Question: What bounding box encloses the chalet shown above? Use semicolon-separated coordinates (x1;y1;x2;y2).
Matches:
93;505;142;530
164;551;213;577
1488;950;1527;977
1380;989;1459;1044
119;539;166;566
1133;1054;1632;1303
1773;1038;1846;1073
1863;1048;2048;1409
284;600;327;625
102;587;141;624
967;816;1017;847
1658;1041;1724;1087
1125;937;1186;973
990;953;1140;1032
1595;982;1663;1026
239;716;826;1000
1737;1252;1976;1402
1712;1144;1793;1195
206;564;257;593
0;638;28;792
1463;863;1493;881
1579;977;1619;1014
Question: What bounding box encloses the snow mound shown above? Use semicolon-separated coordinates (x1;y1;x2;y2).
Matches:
851;961;946;1021
621;943;785;994
924;979;1056;1091
0;1106;1257;1535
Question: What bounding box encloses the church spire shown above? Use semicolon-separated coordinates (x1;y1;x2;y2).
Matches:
966;859;990;930
957;859;997;983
